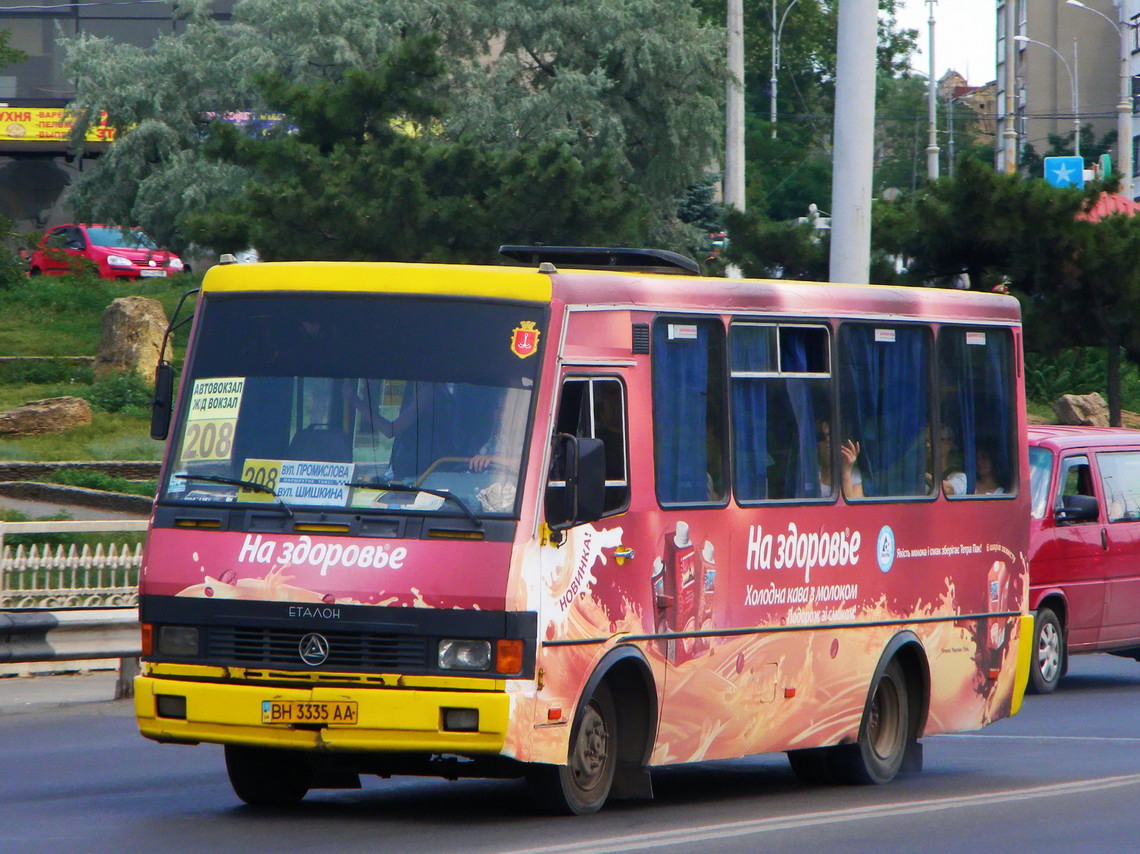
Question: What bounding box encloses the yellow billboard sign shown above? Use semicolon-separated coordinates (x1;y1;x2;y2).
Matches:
0;108;115;144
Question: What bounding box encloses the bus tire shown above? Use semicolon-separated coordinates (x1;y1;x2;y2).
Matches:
830;658;910;785
224;745;311;807
1028;607;1064;694
527;683;618;815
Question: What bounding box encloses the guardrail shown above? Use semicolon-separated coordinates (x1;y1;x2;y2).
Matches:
0;520;146;694
0;519;147;608
0;607;140;663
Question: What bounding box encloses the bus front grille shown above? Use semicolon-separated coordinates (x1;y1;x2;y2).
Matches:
206;626;429;670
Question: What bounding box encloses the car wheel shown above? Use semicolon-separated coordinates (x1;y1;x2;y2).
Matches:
1028;607;1064;694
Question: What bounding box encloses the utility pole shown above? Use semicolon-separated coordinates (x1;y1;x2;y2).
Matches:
725;0;745;213
829;0;877;284
1001;0;1018;173
926;0;940;180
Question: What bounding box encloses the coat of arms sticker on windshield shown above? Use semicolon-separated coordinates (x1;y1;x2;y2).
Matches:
510;320;540;359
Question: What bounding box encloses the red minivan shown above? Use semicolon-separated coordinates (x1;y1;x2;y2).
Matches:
1028;425;1140;692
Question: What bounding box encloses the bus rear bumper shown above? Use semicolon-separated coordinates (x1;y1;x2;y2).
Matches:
134;674;510;754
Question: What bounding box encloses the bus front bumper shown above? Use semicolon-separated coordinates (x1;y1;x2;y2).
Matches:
135;669;510;754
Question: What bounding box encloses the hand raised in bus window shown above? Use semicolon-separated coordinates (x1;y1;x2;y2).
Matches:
818;420;864;499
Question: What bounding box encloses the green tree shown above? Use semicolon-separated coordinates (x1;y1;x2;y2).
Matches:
188;41;649;261
0;29;25;70
61;0;722;257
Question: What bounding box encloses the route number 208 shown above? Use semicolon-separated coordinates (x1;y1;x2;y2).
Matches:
181;419;234;462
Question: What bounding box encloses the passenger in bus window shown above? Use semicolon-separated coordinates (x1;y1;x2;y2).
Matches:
817;419;864;499
936;426;967;496
973;444;1005;494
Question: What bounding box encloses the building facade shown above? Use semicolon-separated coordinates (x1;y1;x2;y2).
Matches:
0;1;233;230
996;0;1140;197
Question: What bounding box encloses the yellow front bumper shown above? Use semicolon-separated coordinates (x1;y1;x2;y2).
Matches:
135;665;510;754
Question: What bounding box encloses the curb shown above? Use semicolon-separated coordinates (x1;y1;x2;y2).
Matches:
0;481;153;514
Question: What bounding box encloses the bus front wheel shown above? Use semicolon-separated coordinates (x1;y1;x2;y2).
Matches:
224;745;311;807
830;658;910;785
527;683;618;815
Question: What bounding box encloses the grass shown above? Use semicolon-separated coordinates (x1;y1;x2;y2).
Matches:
0;271;198;461
0;271;199;356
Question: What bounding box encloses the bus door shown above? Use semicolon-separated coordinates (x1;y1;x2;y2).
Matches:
538;374;639;719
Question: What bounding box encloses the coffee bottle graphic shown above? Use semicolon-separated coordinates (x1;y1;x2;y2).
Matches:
663;521;697;663
700;540;716;628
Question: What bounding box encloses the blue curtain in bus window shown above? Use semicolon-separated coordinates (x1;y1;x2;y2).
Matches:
781;329;821;498
654;322;710;503
985;333;1012;487
947;330;1012;493
840;325;929;497
731;329;772;500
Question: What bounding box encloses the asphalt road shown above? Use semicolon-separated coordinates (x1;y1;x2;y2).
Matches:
3;654;1140;854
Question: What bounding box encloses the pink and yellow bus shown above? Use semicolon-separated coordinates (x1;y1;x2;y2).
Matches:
136;247;1032;813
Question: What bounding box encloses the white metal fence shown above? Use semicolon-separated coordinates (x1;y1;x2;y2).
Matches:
0;520;147;608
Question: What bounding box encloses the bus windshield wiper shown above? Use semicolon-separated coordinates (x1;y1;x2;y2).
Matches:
174;473;294;518
345;479;483;529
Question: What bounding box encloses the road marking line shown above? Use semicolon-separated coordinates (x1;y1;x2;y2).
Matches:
933;733;1140;742
500;774;1140;854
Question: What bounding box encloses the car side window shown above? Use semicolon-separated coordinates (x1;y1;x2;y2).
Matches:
1096;451;1140;522
45;228;68;250
1055;455;1095;522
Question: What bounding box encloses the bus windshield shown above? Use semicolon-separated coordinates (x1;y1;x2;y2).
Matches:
160;293;545;517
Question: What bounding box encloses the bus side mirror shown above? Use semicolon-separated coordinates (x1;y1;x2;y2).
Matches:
1056;493;1098;524
545;434;606;535
151;362;175;440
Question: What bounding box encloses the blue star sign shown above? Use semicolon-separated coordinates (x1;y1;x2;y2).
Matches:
1044;156;1085;188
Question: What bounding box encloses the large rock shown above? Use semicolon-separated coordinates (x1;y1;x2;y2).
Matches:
1053;392;1109;427
0;396;93;435
92;296;168;383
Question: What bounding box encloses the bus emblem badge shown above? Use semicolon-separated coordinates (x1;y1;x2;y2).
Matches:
510;321;540;359
299;633;330;666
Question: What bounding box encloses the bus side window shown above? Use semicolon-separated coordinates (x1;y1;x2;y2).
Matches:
652;318;728;505
938;327;1016;498
838;323;932;498
553;377;629;516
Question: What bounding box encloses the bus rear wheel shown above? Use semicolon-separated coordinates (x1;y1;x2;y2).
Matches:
830;658;910;785
224;745;311;807
528;683;618;815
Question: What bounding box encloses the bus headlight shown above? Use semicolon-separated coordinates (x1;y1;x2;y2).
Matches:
157;626;199;657
438;639;492;671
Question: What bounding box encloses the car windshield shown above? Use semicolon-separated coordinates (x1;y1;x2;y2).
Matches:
1029;445;1054;518
86;226;159;249
160;293;545;519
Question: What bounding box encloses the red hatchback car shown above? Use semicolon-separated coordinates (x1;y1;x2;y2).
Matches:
29;223;186;280
1027;424;1140;693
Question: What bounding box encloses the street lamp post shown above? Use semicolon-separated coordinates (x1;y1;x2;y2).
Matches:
770;0;800;139
1015;35;1081;157
926;0;940;179
1066;0;1133;198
